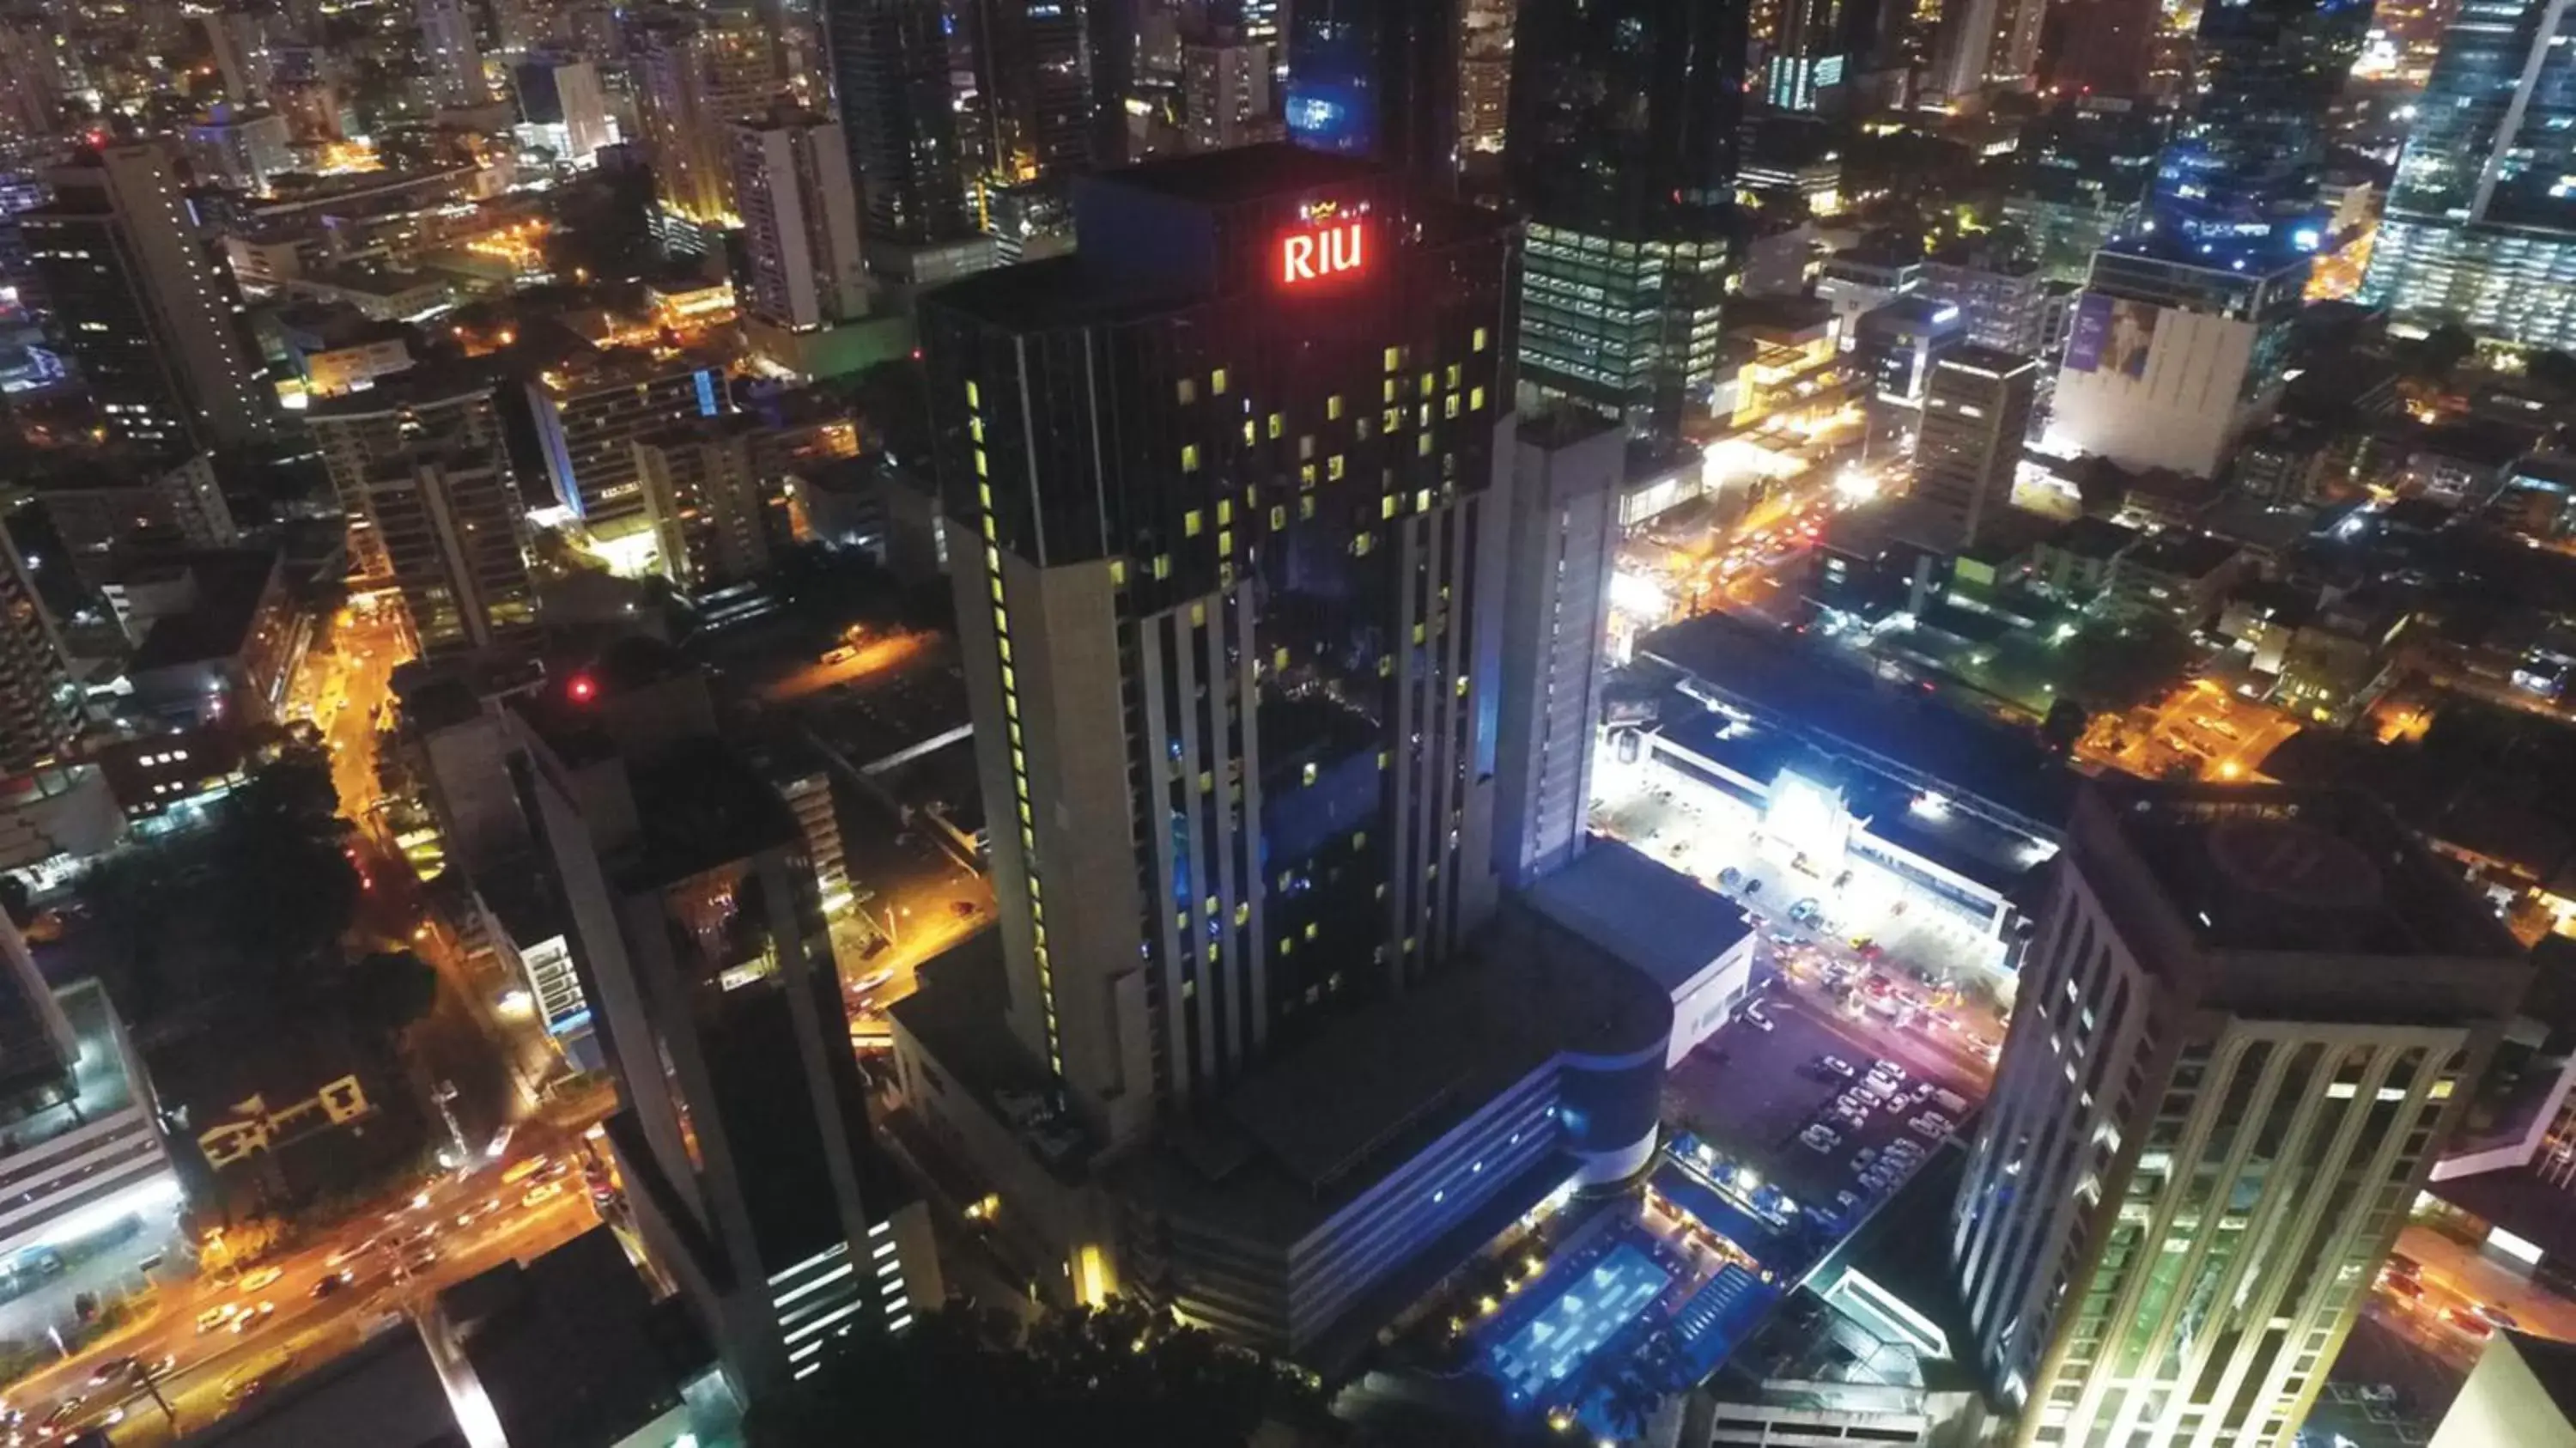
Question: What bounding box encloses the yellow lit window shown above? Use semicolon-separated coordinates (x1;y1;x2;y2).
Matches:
1413;623;1426;644
1328;454;1346;481
1354;830;1368;849
1299;496;1315;520
1152;553;1171;580
1177;378;1196;405
1377;750;1390;770
1242;418;1255;445
1416;489;1431;511
1353;532;1375;557
1378;654;1394;677
1181;443;1200;472
1109;558;1127;586
1381;495;1398;520
1001;665;1017;690
1419;371;1433;395
1383;346;1401;372
1471;386;1486;411
975;449;988;478
967;380;981;407
969;417;985;443
1218;499;1232;525
1384;407;1402;431
1212;368;1229;395
1445;394;1461;418
1473;326;1489;352
1455;675;1469;697
1280;938;1294;957
1218;529;1232;552
1327;394;1345;419
1269;505;1286;528
1185;508;1203;537
1303;761;1318;786
1382;379;1397;404
978;482;993;507
1304;922;1318;941
1190;600;1206;626
1233;902;1250;926
1274;647;1290;670
1445;363;1461;389
1301;463;1317;486
1267;412;1284;439
990;577;1004;603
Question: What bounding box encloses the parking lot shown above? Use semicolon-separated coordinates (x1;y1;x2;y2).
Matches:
1667;985;1986;1223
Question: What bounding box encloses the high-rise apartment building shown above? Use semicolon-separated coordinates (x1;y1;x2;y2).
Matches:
1924;239;2057;356
729;111;868;330
527;350;727;527
1953;784;2533;1445
1911;344;2035;549
363;447;540;659
307;365;504;584
2044;0;2366;478
0;524;75;777
1854;295;1966;462
825;0;988;284
2366;0;2576;350
1182;40;1280;154
1285;0;1456;186
508;665;940;1400
633;11;779;228
20;143;271;452
918;144;1515;1146
515;58;616;165
1492;413;1620;887
1753;0;1847;113
633;416;778;594
1929;0;2046;104
420;0;487;106
1506;0;1744;435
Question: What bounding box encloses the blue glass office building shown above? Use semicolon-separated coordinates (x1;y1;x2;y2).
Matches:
2366;0;2576;349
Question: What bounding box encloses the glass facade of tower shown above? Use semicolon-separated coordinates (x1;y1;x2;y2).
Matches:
2142;0;2372;260
2366;0;2576;347
1504;0;1745;434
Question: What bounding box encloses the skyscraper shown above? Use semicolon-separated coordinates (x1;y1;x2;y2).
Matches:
729;110;869;330
0;524;76;777
1912;344;2035;549
2043;0;2366;478
509;663;940;1400
1953;783;2532;1445
419;0;487;106
1285;0;1457;187
1492;413;1620;887
1182;39;1281;154
307;365;504;585
825;0;988;284
2366;0;2576;350
918;144;1515;1146
1505;0;1745;435
20;143;271;452
633;416;779;594
1929;0;2047;105
956;0;1094;185
632;11;779;231
1754;0;1848;113
362;447;540;659
526;350;727;529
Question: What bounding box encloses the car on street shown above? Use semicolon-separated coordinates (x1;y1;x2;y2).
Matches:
404;1248;440;1275
195;1304;239;1335
1819;1056;1855;1079
2443;1305;2494;1340
1741;1004;1775;1032
236;1267;283;1293
2382;1276;2425;1305
232;1301;276;1333
2475;1303;2518;1330
520;1182;567;1208
84;1358;134;1388
311;1270;353;1299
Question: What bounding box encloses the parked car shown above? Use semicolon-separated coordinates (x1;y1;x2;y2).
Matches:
1908;1116;1947;1140
1799;1125;1839;1153
1819;1056;1856;1079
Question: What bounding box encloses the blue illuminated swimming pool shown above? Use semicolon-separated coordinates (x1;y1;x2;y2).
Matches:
1486;1242;1673;1401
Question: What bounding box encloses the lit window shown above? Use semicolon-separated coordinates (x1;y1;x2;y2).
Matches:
1269;505;1286;528
1217;499;1232;525
1109;558;1127;586
1473;327;1488;352
1242;418;1255;445
1152;554;1171;580
1445;363;1461;389
1327;395;1345;420
1445;394;1460;419
1176;378;1196;405
1211;368;1229;395
1185;508;1203;537
975;449;988;478
1470;386;1486;411
1299;435;1315;460
1218;530;1231;552
1181;443;1200;472
1382;495;1398;520
1267;412;1284;439
1383;346;1401;371
1190;600;1206;625
1328;454;1346;481
966;380;981;407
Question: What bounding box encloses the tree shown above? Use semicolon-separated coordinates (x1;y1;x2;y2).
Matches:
344;951;440;1041
213;748;358;988
751;1300;1333;1448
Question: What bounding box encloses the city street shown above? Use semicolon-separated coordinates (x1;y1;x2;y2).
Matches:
5;1140;603;1444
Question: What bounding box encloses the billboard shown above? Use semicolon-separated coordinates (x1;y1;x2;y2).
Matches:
2064;293;2160;380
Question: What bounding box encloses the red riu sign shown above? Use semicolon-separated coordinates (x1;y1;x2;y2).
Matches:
1280;220;1366;285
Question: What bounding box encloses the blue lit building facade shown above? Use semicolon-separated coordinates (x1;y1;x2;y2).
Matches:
1284;0;1455;187
2366;0;2576;349
1504;0;1747;435
2143;0;2372;259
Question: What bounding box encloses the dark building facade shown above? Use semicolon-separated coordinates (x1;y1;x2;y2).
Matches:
824;0;981;275
1284;0;1457;189
1504;0;1746;435
2143;0;2372;259
918;144;1517;1146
